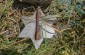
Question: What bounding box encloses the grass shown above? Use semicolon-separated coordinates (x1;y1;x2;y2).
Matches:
0;0;85;55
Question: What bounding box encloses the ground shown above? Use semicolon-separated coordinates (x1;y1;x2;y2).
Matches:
0;0;85;55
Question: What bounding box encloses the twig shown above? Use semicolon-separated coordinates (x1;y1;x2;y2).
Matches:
0;30;8;35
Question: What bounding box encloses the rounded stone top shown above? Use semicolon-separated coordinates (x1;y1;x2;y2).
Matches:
19;0;53;8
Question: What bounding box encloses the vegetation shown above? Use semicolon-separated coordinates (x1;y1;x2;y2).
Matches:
0;0;85;55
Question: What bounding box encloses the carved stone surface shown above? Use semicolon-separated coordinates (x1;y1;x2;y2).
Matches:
18;7;56;49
